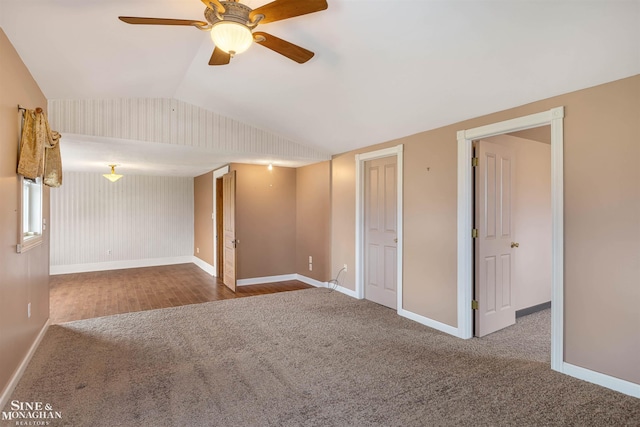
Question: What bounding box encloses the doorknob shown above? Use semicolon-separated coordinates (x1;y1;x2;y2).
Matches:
394;238;398;243
511;242;519;248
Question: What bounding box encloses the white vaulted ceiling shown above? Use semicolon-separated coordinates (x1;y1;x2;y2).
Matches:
1;1;638;176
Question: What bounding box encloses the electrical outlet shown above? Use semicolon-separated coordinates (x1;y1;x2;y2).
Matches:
308;256;312;263
309;263;313;271
196;247;200;254
107;249;112;255
27;302;31;318
343;264;348;272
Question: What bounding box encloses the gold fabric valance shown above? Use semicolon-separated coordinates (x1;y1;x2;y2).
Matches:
17;108;62;187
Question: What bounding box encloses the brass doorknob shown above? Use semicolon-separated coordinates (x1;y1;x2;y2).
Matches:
511;242;519;248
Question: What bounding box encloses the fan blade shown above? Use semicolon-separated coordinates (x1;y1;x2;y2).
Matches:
249;0;328;24
253;32;314;63
119;17;208;26
209;47;231;66
200;0;225;14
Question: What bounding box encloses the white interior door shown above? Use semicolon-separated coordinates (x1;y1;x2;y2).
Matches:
222;171;236;292
475;140;516;337
364;156;398;309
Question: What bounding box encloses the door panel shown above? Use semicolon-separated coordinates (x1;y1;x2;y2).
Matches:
364;156;397;309
485;256;496;313
384;246;396;291
485;153;497;238
222;171;236;292
475;140;515;337
501;158;511;237
501;254;511;308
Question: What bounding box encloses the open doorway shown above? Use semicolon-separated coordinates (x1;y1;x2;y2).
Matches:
456;106;565;372
473;129;552;338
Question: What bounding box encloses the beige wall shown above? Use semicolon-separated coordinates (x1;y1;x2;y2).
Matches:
484;134;552;311
508;126;551;145
331;75;640;384
192;163;331;282
194;171;213;265
331;130;459;323
231;163;297;279
0;29;50;397
296;161;331;282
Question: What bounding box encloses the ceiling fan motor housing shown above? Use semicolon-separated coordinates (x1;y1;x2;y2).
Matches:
205;1;253;27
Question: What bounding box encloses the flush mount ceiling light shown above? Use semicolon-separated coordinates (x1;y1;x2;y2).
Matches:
103;165;123;182
118;0;328;65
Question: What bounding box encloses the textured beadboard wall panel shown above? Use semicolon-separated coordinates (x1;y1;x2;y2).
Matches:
48;98;329;160
50;172;193;266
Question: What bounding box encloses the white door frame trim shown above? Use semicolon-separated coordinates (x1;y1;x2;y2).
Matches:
213;165;230;277
355;144;404;312
456;106;564;373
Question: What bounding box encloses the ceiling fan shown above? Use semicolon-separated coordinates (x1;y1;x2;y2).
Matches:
119;0;328;66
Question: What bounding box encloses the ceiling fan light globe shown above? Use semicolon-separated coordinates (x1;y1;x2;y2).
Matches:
210;22;253;55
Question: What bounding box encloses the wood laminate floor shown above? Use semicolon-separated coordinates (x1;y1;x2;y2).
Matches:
49;263;312;324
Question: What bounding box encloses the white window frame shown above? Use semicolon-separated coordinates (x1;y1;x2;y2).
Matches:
17;175;44;253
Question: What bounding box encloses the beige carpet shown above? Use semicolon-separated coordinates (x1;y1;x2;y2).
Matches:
4;288;639;426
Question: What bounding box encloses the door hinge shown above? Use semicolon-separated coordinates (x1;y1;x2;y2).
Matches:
472;300;478;310
472;157;478;167
472;228;478;238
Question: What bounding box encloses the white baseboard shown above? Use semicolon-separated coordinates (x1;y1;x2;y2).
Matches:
192;257;215;276
0;319;50;410
562;362;640;398
330;283;359;298
50;256;194;275
295;274;327;288
236;273;359;299
236;274;298;286
398;308;460;337
296;274;358;298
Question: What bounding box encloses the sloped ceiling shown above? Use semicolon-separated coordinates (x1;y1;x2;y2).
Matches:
1;0;638;176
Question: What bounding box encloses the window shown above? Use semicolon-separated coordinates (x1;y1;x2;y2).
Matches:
18;176;43;253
